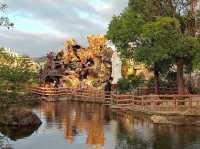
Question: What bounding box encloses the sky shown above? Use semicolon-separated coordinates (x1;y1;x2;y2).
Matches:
0;0;128;57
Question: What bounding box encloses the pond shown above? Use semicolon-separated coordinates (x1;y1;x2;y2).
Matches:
1;101;200;149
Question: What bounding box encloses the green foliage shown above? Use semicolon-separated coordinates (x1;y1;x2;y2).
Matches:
189;87;200;94
134;17;181;73
107;7;144;58
147;72;177;88
128;0;177;20
0;66;36;90
117;74;144;93
170;36;200;61
107;0;200;66
107;0;200;95
0;48;38;104
107;6;184;75
191;37;200;70
0;48;37;92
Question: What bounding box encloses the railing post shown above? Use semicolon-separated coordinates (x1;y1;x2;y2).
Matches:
189;95;192;108
174;95;177;111
141;96;144;111
110;93;113;105
151;95;155;111
116;95;119;105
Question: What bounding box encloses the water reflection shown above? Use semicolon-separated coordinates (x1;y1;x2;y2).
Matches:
0;125;40;141
40;101;107;148
114;111;200;149
1;101;200;149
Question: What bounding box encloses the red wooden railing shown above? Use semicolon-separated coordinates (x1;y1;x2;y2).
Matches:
31;87;200;112
111;94;200;111
134;87;178;95
31;87;114;103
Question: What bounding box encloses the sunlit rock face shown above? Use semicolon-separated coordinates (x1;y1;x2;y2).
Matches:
39;35;113;90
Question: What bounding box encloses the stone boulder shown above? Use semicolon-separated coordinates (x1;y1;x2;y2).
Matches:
150;115;169;124
0;108;42;127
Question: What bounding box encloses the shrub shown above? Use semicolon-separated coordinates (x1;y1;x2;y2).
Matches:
117;74;144;94
190;87;200;94
146;75;177;89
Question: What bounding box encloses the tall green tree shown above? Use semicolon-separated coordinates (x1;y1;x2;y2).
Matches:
134;17;181;94
107;8;144;58
107;0;200;94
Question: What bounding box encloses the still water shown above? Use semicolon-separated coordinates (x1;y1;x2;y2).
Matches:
1;101;200;149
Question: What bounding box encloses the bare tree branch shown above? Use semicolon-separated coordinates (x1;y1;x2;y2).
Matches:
0;2;14;29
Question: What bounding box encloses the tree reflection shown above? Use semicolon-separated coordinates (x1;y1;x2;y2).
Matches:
0;134;12;149
40;101;200;149
114;112;200;149
40;101;107;147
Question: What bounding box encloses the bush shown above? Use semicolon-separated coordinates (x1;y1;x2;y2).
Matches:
146;75;177;89
117;74;144;93
190;87;200;94
146;76;155;87
8;91;18;101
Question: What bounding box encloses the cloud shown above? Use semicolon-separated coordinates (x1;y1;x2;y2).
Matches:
0;29;65;56
0;0;128;57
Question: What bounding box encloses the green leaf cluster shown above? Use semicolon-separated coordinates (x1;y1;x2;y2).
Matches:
107;0;200;74
117;74;144;93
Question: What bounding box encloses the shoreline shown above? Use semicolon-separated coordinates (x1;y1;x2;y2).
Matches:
111;106;200;126
0;91;40;109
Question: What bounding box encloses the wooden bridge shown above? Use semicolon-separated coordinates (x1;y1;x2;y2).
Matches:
111;94;200;114
31;87;113;103
32;87;200;114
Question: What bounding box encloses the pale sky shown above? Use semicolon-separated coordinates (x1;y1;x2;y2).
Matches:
0;0;128;57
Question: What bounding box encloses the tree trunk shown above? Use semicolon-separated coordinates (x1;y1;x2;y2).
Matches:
154;69;160;95
177;58;185;95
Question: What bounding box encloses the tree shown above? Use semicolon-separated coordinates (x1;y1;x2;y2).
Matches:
0;48;36;91
134;17;181;94
107;8;144;58
172;36;200;93
107;0;200;94
0;2;14;28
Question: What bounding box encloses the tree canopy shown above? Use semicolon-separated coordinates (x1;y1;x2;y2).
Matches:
107;0;200;94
